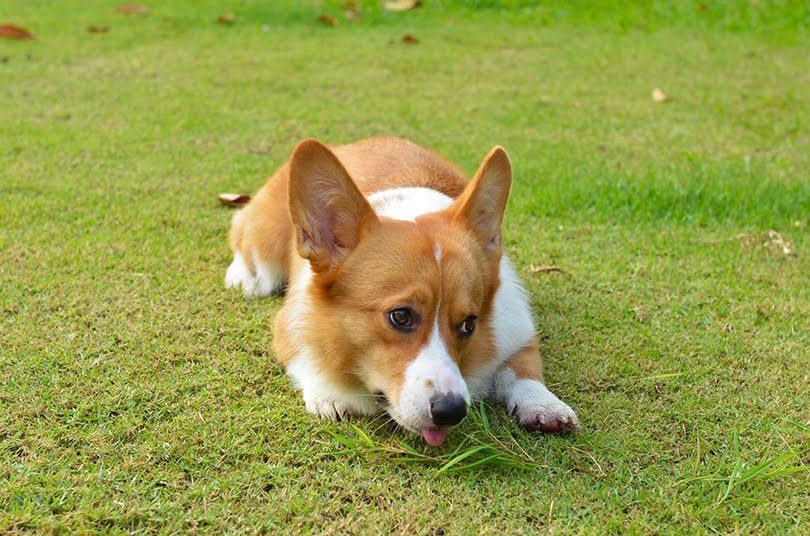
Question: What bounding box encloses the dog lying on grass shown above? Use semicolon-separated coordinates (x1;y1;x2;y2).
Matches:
225;138;579;445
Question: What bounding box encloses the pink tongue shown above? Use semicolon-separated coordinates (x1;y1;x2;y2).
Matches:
421;428;447;446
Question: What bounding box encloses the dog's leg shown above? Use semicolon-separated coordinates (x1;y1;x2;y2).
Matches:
494;342;580;433
224;251;286;297
225;207;287;298
286;350;381;421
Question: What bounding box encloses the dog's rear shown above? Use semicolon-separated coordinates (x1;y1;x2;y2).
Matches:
226;138;468;298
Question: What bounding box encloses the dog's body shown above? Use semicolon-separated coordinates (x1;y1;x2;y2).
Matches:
226;138;579;445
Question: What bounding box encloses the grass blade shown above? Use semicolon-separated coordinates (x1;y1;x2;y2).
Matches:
436;445;491;475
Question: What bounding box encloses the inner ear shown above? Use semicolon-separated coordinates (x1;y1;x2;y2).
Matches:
450;146;512;254
288;139;378;272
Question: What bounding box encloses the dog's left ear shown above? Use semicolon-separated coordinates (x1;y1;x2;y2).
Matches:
450;146;512;255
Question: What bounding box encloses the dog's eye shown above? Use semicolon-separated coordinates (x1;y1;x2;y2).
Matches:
388;308;415;332
458;315;477;338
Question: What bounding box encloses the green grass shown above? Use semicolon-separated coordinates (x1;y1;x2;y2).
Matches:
2;0;808;532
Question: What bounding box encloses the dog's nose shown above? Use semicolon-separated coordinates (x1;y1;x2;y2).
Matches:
429;394;468;426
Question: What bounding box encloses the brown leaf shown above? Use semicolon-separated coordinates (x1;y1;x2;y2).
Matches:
401;34;419;44
0;24;34;40
345;9;363;21
384;0;422;11
737;230;794;255
218;193;251;207
117;3;149;14
317;14;337;26
339;1;360;8
88;25;110;33
651;87;669;102
217;13;236;25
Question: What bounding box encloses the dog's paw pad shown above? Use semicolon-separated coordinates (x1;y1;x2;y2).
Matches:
513;404;581;434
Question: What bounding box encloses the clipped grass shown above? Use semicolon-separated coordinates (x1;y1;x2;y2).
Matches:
2;0;809;533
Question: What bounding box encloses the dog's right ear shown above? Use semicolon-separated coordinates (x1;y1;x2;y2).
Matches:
288;139;379;273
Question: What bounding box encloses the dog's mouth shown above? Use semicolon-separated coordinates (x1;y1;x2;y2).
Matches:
420;427;447;446
377;390;449;445
373;390;389;407
379;389;468;446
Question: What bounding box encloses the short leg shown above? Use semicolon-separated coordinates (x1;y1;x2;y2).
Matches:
225;251;286;297
494;343;580;433
286;351;380;421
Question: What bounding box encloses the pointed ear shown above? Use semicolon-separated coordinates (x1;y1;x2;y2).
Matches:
450;146;512;255
288;139;378;273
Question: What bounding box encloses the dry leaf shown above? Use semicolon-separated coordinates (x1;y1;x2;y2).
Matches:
117;3;149;14
0;24;34;40
737;230;794;255
339;1;360;8
218;193;251;207
317;14;337;26
345;9;363;21
384;0;422;11
88;25;110;33
652;87;669;102
217;13;236;24
401;34;419;44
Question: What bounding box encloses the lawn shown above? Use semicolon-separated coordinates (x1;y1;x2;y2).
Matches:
1;0;808;533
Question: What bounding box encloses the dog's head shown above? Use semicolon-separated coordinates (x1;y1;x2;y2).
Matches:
288;140;511;445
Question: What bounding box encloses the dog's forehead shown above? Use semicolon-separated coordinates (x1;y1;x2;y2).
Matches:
334;218;485;310
334;220;439;296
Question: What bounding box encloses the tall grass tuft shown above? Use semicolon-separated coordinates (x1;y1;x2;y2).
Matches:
326;402;546;474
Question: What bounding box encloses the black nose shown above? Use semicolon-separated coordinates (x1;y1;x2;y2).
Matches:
430;394;468;426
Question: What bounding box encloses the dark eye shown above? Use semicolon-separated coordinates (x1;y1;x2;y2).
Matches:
458;315;477;338
388;308;415;332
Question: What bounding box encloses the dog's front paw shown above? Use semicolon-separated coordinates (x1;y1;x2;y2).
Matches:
510;400;580;433
506;379;581;433
304;393;380;422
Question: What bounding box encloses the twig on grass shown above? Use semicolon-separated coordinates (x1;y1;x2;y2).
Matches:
529;264;572;277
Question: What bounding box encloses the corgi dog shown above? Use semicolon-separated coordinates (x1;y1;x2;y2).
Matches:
225;138;580;445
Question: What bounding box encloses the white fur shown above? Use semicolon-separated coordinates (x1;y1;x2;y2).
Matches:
368;187;453;221
224;251;285;297
494;368;580;431
287;348;380;420
251;251;286;297
389;315;470;433
224;251;252;292
465;257;536;397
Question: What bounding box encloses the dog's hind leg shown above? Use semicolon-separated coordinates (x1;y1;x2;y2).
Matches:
225;165;293;297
